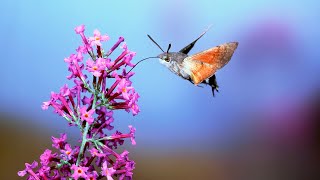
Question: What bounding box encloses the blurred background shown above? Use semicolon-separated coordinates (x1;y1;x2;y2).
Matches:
1;0;319;179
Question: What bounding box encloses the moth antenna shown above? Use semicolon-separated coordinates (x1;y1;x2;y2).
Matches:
196;24;213;42
147;34;165;53
166;43;171;53
126;56;158;74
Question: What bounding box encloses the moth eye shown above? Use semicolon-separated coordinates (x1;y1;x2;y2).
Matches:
163;56;170;62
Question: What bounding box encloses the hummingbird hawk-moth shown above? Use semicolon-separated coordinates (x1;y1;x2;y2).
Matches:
147;27;238;96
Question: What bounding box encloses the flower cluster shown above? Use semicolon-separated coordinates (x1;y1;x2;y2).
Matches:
18;25;140;180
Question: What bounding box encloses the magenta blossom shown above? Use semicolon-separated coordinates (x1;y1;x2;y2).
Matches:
101;161;116;180
71;164;89;180
40;149;57;166
51;133;67;149
17;161;38;177
128;125;136;145
89;148;105;158
75;25;85;34
89;29;109;46
80;106;95;124
117;78;133;100
86;58;106;77
61;144;74;160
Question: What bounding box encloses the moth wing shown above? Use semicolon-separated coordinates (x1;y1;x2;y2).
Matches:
179;26;211;54
182;59;215;85
182;42;238;85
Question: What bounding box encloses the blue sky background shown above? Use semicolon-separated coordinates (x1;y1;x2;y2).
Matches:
1;0;319;151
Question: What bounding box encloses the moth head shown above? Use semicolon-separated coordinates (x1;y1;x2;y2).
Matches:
158;52;171;63
158;43;172;63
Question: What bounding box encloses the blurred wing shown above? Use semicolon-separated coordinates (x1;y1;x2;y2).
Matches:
182;42;238;84
179;26;211;54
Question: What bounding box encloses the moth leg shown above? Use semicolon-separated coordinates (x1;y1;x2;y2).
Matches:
208;74;219;96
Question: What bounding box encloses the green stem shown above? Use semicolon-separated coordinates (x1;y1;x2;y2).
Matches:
76;122;89;166
76;84;98;166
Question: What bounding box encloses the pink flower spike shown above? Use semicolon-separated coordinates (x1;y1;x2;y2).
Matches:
71;164;88;180
75;25;85;34
80;106;95;124
101;161;116;180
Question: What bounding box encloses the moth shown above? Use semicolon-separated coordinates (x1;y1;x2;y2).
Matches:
147;27;238;96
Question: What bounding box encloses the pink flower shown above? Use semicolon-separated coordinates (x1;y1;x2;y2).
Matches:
71;164;88;180
120;42;128;51
64;54;86;80
80;106;95;124
74;25;92;52
124;52;136;67
86;171;98;180
117;79;133;100
89;148;105;158
75;25;85;34
86;58;106;77
76;45;87;54
41;101;50;110
128;125;136;145
101;58;114;69
89;29;109;46
101;161;116;180
17;161;38;177
127;91;140;116
60;144;74;160
40;149;57;166
51;133;67;149
60;84;71;96
107;36;124;56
